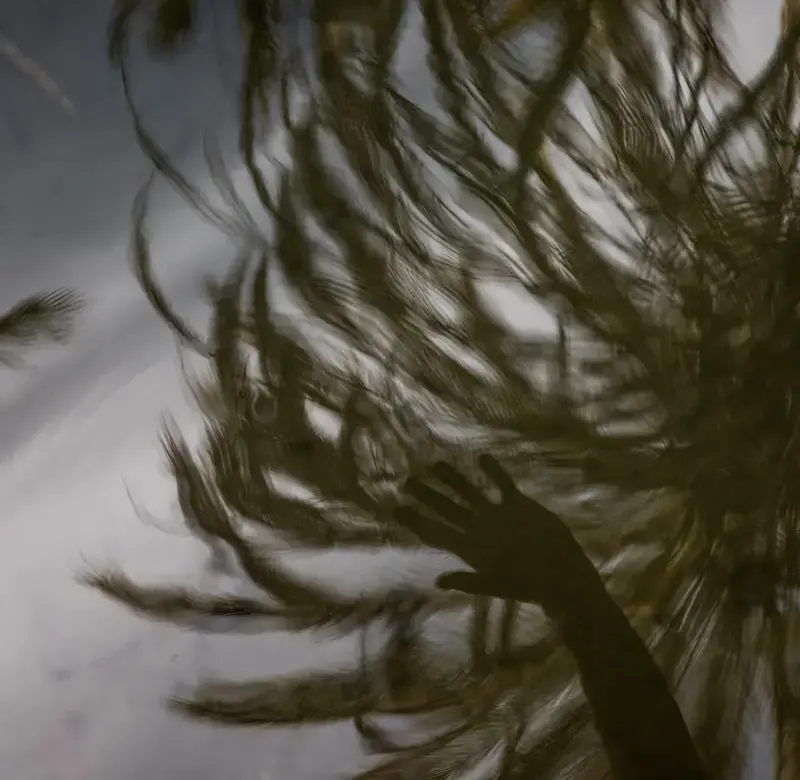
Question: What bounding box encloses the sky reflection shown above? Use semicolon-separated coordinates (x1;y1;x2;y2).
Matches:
0;3;358;778
0;0;783;778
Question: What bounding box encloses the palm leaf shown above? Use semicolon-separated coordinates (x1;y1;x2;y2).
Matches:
95;1;800;778
0;289;83;366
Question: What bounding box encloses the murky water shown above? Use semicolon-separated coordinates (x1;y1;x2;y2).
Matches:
0;1;781;778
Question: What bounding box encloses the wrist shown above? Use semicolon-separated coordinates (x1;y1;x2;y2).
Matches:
538;554;609;626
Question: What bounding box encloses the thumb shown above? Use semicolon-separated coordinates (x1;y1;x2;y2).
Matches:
436;570;485;595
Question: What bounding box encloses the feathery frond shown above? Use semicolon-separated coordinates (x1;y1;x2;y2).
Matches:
97;1;800;778
0;289;83;366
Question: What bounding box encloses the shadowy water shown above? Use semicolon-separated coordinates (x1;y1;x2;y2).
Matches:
0;1;783;779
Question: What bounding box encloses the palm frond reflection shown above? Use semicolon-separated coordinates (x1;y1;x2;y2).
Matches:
94;1;800;777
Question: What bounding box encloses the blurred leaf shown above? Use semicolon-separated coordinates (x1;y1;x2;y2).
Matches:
0;289;83;366
96;1;800;778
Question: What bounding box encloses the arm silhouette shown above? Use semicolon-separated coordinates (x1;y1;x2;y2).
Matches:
394;455;708;780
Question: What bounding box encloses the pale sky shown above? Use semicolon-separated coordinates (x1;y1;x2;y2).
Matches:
0;1;784;778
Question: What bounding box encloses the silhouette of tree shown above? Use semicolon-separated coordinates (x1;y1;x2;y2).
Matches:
93;1;800;778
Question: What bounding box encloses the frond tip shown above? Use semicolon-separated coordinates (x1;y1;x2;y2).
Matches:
0;289;83;364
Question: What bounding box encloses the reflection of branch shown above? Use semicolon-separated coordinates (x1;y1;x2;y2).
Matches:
0;29;75;115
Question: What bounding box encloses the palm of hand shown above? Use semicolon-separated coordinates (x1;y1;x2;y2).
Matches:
394;455;594;612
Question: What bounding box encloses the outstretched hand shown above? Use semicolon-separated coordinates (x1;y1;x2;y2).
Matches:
393;455;598;614
396;456;711;780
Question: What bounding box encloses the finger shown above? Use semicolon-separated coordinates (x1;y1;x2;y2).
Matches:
392;505;461;551
405;477;470;530
431;461;485;505
436;570;482;594
439;570;527;602
437;571;509;599
478;454;518;498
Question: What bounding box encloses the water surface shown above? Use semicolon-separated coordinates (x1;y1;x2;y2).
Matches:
0;1;781;778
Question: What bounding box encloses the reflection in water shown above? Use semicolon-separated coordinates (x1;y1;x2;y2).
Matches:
0;3;350;779
0;1;793;779
0;28;75;115
0;289;82;366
